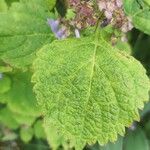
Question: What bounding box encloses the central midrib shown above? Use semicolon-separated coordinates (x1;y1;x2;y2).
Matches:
80;41;98;140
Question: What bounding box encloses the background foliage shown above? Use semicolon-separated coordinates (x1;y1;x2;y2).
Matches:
0;0;150;149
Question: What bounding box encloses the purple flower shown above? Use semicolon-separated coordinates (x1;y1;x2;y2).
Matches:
47;18;59;33
56;27;68;39
47;18;68;40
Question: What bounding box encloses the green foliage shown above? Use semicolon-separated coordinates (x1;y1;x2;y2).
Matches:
0;0;7;12
44;0;56;10
33;33;150;149
0;0;150;149
0;0;53;69
124;0;150;35
0;107;19;129
34;120;46;139
100;136;123;150
12;111;36;126
66;9;75;20
44;118;74;150
115;41;132;54
20;126;34;143
0;75;11;94
1;72;40;117
144;0;150;6
123;128;149;150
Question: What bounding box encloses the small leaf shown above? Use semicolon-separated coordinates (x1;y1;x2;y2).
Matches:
34;120;46;139
20;126;34;143
33;34;150;149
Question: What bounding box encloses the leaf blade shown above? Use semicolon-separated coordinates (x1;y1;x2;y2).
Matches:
32;35;150;149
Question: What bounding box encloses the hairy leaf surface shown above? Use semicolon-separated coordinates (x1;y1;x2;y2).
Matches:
32;35;150;149
124;0;150;35
0;0;53;69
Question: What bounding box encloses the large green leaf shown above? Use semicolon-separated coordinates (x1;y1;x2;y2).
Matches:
32;34;150;149
0;0;53;69
124;0;150;35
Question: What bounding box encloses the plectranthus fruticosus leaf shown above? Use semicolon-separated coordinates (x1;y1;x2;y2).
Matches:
0;0;54;69
124;0;150;35
32;32;150;149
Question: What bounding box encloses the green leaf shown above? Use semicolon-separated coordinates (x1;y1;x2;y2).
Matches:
43;118;73;150
66;9;75;20
0;106;36;127
0;107;19;129
123;128;149;150
0;0;54;69
144;0;150;6
115;41;132;55
0;0;7;12
0;75;11;94
33;120;46;139
1;72;40;117
20;126;34;143
32;34;150;149
0;66;13;72
124;0;150;35
45;0;56;10
12;112;36;126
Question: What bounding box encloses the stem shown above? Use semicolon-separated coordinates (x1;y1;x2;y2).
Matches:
94;12;104;42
